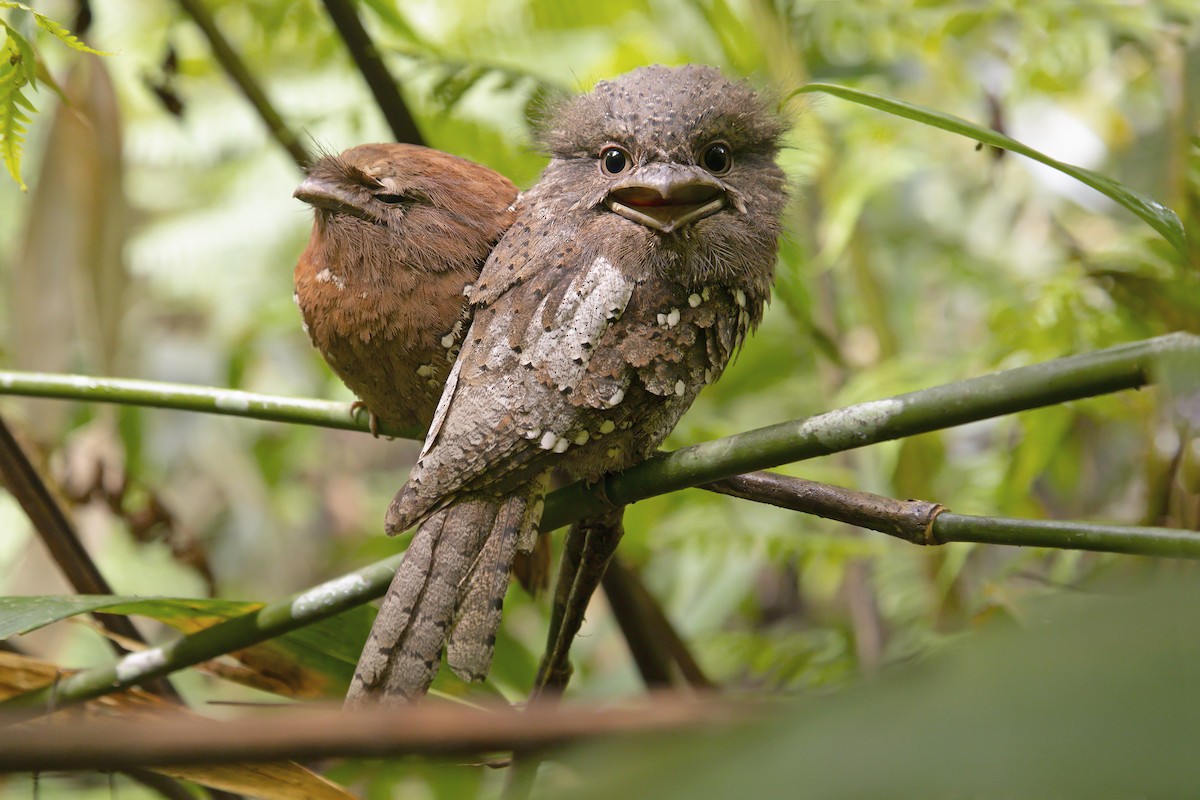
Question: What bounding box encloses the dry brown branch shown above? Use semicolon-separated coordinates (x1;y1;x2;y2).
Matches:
0;698;742;772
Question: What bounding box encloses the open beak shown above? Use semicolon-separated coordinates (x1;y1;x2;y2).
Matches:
604;165;726;233
294;177;380;224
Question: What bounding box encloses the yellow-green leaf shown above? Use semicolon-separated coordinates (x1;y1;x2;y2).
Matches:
791;82;1188;257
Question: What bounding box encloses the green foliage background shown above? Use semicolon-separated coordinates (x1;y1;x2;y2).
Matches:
0;0;1197;797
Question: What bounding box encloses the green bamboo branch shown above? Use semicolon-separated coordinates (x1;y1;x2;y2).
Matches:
0;554;404;719
5;512;1197;718
2;332;1191;472
2;334;1198;717
0;370;421;439
4;332;1189;460
540;333;1197;527
934;515;1200;558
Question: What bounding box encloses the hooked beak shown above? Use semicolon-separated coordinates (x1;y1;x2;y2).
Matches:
604;165;726;233
294;176;381;224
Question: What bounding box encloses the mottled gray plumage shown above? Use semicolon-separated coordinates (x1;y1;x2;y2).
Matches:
346;65;787;706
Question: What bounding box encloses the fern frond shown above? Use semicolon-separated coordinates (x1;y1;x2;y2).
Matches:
0;37;34;190
0;4;106;188
2;2;108;55
394;48;566;116
29;8;107;55
1;14;35;80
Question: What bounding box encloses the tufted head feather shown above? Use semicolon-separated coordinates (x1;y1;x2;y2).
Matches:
539;64;785;162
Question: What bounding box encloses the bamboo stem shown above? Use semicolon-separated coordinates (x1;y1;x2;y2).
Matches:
2;334;1197;715
542;333;1197;526
0;371;421;440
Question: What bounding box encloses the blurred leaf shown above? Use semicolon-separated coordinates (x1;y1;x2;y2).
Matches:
0;3;107;190
998;406;1074;514
551;574;1200;799
0;649;65;696
7;3;107;56
356;0;423;43
159;763;355;800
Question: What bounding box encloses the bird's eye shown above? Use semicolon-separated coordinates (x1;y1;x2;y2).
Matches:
600;146;632;176
374;192;408;205
700;142;732;175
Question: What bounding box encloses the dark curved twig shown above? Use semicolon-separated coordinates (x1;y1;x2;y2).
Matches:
319;0;425;146
175;0;310;167
0;415;181;704
605;559;713;689
599;558;676;689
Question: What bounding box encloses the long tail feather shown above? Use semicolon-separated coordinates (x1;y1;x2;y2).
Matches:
347;480;547;706
446;485;540;681
345;499;495;707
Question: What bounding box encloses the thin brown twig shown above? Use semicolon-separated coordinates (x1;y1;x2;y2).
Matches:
175;0;310;167
318;0;425;145
0;416;181;703
702;471;945;544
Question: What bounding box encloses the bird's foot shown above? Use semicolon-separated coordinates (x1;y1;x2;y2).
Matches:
350;401;384;438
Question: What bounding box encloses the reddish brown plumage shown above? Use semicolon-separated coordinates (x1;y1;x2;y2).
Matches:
294;143;518;432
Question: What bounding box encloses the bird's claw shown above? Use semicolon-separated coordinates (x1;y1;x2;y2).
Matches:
350;401;383;438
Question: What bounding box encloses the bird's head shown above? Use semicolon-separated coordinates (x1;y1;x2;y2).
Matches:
540;65;787;235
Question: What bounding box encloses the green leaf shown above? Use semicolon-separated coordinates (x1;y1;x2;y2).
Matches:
791;82;1188;257
0;595;251;639
561;574;1200;799
393;46;565;116
0;595;373;698
0;594;124;638
430;62;488;109
1;17;35;85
